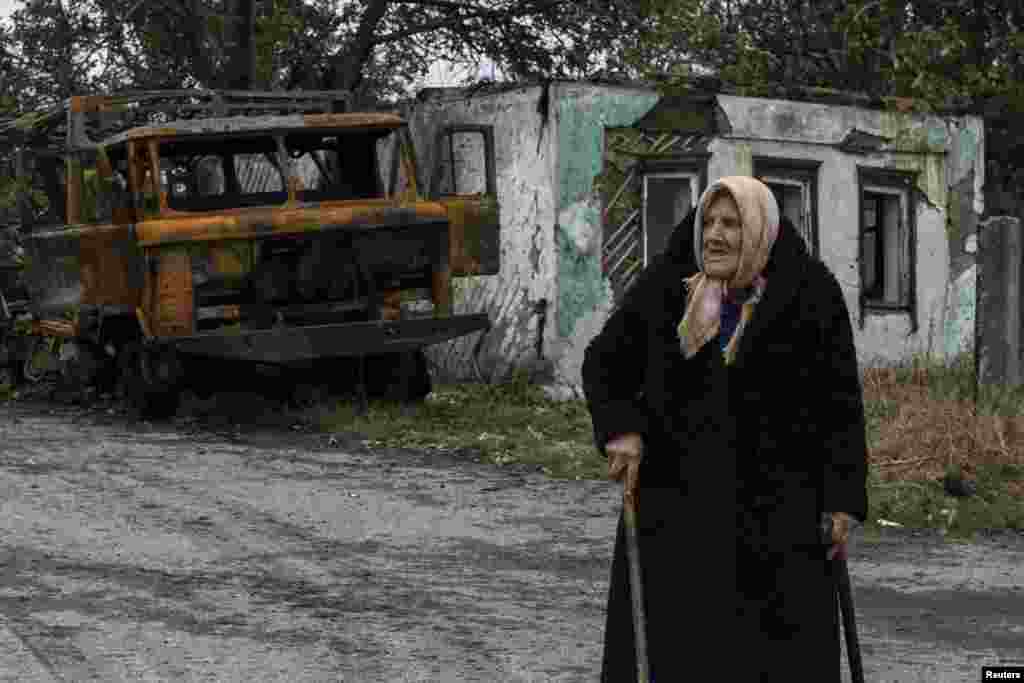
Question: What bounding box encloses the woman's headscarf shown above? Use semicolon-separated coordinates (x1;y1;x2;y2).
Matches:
676;176;781;365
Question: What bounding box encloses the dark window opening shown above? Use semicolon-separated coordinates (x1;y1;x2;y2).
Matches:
860;189;910;308
162;136;287;212
286;130;392;202
642;173;696;264
437;130;487;196
753;158;820;258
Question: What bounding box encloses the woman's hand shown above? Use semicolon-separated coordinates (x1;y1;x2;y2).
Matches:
606;433;644;506
826;511;857;560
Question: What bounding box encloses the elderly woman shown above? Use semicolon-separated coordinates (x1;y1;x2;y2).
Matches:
582;176;868;680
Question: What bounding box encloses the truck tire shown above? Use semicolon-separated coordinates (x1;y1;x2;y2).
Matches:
316;350;431;404
366;350;431;403
117;343;182;420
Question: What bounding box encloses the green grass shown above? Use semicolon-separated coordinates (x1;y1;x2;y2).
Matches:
312;370;603;481
887;350;1024;416
861;351;1024;537
311;353;1024;536
865;462;1024;537
3;347;1020;536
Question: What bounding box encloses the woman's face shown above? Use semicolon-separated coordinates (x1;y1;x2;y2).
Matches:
702;193;742;281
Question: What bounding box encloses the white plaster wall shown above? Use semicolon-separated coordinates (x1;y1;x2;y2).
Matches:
405;88;983;389
409;87;559;382
711;95;988;368
710;136;951;367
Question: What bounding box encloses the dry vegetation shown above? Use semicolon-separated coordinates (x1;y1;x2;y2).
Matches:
864;355;1024;499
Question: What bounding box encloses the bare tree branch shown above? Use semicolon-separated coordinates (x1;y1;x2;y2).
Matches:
374;0;572;45
329;0;391;92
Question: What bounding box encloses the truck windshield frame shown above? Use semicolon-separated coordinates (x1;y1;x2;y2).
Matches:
153;127;402;213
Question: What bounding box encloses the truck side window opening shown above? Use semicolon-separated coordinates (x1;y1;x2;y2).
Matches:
286;131;394;203
162;137;289;211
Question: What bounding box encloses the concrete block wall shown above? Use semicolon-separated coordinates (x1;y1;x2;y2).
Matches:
709;96;984;368
409;84;985;395
409;86;561;383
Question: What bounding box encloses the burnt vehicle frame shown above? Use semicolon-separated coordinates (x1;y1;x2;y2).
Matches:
0;90;499;415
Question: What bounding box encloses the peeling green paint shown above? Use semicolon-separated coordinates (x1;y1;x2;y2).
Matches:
555;87;659;339
956;125;979;168
891;154;947;212
944;264;976;357
926;123;947;149
732;142;753;176
879;113;947;154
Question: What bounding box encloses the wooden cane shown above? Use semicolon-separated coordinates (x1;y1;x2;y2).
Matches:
822;514;864;683
623;492;650;683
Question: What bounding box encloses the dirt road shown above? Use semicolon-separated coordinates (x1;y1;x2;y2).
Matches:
0;398;1021;682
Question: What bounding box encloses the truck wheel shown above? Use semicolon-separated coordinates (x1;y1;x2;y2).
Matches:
366;350;431;403
117;343;182;420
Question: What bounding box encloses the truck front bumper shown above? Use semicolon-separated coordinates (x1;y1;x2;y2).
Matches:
170;313;490;364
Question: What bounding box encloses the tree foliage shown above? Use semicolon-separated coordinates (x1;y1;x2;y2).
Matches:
606;0;1023;115
1;0;1021;195
0;0;644;108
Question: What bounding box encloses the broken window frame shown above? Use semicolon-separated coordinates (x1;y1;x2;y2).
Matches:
429;125;497;199
752;157;820;258
638;155;708;266
857;166;918;332
157;135;292;212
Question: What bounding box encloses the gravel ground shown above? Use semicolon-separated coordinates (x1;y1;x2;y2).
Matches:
0;397;1021;682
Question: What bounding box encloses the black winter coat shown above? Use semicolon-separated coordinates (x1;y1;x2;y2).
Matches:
582;208;869;681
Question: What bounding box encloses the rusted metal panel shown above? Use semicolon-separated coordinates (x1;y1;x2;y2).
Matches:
135;203;449;247
147;139;168;213
104;113;405;146
147;247;195;338
22;228;83;317
303;113;403;129
206;242;252;280
30;319;78;338
196;304;241;322
351;223;447;275
431;268;451;316
171;313;490;363
381;289;402;321
79;224;145;307
431;219;452;316
441;196;501;276
66;156;83;225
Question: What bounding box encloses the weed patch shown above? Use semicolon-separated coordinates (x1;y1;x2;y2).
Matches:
313;374;602;481
311;352;1023;533
861;352;1024;536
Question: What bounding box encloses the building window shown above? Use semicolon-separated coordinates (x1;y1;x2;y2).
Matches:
639;156;708;265
753;157;820;257
431;125;496;198
857;167;917;331
643;172;699;265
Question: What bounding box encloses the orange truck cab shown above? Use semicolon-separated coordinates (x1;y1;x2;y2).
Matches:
1;90;499;416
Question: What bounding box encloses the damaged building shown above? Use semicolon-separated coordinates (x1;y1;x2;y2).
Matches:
408;80;985;396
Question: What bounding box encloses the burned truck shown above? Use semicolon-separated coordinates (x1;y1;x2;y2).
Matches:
0;90;498;416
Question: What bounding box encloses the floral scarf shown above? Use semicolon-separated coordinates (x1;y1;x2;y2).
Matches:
676;176;780;365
